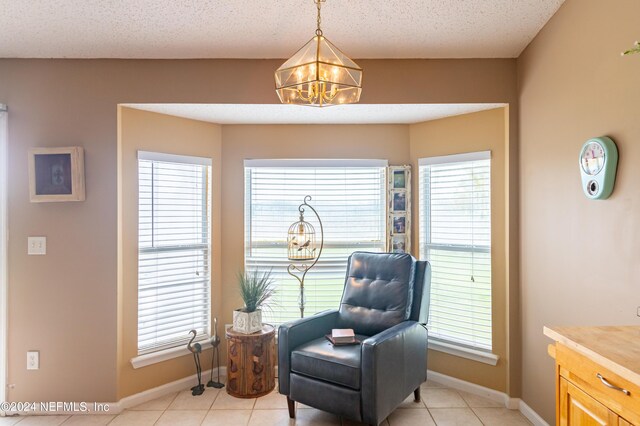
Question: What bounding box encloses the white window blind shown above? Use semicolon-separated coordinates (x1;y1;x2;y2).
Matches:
244;160;387;325
419;152;492;352
138;151;212;354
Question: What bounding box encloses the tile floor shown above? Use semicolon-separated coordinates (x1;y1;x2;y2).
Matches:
0;378;532;425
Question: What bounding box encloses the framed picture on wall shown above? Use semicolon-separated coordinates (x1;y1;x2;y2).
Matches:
393;215;406;234
393;170;406;189
387;166;411;254
392;191;406;212
28;146;85;202
391;235;406;254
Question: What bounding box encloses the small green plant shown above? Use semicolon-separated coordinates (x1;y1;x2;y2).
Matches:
622;41;640;56
238;269;275;313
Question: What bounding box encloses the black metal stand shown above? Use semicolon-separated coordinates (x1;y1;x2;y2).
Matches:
206;345;224;389
190;352;205;396
207;317;224;389
187;329;205;396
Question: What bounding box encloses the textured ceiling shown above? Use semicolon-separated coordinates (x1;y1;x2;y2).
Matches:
0;0;564;59
124;104;506;125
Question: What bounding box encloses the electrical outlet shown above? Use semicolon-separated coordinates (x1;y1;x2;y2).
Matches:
27;351;39;370
27;237;46;255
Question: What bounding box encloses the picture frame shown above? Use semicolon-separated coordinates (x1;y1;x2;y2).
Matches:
391;235;406;254
387;166;411;254
393;215;406;234
392;191;407;212
393;170;406;189
28;146;85;202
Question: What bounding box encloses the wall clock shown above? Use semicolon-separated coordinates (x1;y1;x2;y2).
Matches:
579;136;618;200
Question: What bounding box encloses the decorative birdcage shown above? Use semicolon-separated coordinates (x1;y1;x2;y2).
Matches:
286;196;324;318
287;212;317;261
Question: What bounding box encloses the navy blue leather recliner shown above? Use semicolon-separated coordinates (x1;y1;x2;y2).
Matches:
278;251;431;426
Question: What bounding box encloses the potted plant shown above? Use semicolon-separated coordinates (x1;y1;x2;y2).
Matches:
233;269;275;334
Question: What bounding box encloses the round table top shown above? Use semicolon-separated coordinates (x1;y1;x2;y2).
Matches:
225;324;275;339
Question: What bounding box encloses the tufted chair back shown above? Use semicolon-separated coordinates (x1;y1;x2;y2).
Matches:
337;252;418;336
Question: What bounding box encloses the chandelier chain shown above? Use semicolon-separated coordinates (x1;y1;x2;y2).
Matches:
315;0;325;36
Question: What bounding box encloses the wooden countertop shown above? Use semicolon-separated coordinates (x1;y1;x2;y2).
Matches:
544;326;640;388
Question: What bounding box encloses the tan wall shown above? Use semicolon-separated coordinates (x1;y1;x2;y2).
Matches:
0;58;518;402
117;107;222;398
518;0;640;422
410;108;508;392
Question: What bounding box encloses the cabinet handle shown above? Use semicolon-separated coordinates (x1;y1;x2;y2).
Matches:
596;373;630;396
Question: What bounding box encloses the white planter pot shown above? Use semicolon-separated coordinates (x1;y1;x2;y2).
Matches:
233;309;262;334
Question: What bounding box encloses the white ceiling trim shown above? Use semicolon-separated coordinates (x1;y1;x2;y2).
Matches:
122;103;506;125
0;0;565;59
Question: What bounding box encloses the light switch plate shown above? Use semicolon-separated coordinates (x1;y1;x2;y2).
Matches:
27;237;46;255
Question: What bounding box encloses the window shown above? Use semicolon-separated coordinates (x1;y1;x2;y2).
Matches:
137;151;211;354
419;151;492;352
244;159;387;325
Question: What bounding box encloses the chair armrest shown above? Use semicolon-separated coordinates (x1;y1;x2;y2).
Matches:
277;309;340;395
361;321;428;425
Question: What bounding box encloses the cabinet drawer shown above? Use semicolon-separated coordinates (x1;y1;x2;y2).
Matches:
557;344;640;425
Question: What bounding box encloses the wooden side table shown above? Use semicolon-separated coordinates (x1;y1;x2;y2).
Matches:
225;324;276;398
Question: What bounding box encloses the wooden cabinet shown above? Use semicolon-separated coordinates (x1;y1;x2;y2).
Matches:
560;377;619;425
225;324;276;398
545;326;640;426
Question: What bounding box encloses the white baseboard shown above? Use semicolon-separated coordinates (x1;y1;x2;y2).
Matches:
518;399;550;426
427;370;518;408
2;367;227;417
426;370;549;426
119;366;227;412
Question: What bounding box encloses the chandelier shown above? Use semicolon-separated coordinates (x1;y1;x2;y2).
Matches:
274;0;362;107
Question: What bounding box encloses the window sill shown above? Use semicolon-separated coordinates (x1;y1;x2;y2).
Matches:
131;337;212;369
428;339;499;366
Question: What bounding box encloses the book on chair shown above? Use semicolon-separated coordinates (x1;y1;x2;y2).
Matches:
331;328;355;344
